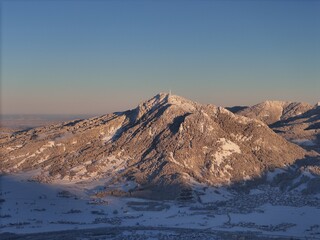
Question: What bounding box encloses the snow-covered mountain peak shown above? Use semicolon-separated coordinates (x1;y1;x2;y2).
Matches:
134;93;200;120
148;92;198;109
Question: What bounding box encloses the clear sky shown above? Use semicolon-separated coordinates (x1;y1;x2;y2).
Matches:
1;0;319;114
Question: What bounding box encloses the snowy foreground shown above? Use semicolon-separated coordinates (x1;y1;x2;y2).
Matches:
1;174;320;239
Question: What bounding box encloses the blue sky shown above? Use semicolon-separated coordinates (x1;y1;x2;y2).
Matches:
1;0;319;114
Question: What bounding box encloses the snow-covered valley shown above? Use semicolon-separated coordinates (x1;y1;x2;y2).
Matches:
1;172;320;239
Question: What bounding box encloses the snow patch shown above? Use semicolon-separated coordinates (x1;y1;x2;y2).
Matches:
168;152;184;167
37;141;55;154
6;145;23;151
292;139;316;147
231;133;253;142
211;138;241;169
102;125;122;143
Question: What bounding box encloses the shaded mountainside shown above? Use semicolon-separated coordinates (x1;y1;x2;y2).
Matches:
225;106;248;113
0;93;309;200
235;101;313;125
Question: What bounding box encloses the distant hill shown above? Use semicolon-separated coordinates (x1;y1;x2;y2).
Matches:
271;104;320;153
235;101;313;125
229;100;319;153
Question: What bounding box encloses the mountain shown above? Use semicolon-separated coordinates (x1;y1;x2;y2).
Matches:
230;100;320;153
271;104;320;153
235;101;313;125
0;93;308;200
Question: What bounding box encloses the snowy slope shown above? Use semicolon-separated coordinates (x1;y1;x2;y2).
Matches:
1;173;320;238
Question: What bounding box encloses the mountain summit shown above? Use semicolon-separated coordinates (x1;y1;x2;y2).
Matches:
1;93;307;200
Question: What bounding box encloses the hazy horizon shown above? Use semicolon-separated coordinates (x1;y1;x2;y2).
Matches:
1;1;319;115
1;92;320;116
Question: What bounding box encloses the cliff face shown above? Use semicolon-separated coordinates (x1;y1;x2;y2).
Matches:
0;93;307;199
